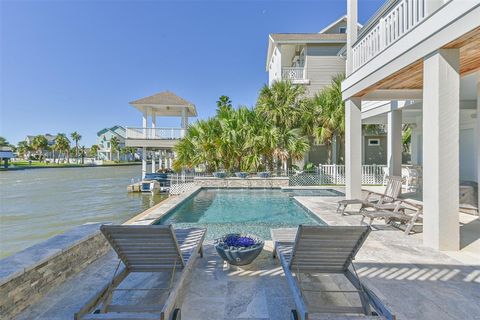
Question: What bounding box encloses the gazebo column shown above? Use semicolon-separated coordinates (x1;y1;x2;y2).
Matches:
422;49;460;251
142;108;148;179
387;105;403;177
181;107;188;129
151;114;156;173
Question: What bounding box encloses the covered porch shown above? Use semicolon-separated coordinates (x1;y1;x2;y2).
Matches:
343;0;480;251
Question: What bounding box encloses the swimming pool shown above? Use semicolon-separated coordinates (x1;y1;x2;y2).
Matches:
156;189;325;240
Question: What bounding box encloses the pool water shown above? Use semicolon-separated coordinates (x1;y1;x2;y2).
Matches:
156;189;324;240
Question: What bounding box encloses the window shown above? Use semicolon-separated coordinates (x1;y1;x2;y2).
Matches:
368;139;380;146
339;27;347;34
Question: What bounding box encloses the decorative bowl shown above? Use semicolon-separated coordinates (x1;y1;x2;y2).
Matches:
214;234;264;266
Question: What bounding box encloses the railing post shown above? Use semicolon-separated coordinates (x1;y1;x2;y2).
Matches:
379;17;386;51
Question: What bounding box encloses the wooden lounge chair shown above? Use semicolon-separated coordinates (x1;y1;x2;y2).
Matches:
337;176;402;215
361;200;423;235
272;226;395;320
75;225;206;320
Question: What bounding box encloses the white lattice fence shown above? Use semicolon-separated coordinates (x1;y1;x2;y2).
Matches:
169;182;196;195
288;165;386;186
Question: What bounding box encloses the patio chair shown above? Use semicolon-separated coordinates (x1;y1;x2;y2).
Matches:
272;225;396;320
360;200;423;235
75;225;206;320
336;176;402;215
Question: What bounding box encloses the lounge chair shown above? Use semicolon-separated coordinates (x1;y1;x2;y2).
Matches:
75;225;206;320
361;200;423;235
337;176;402;215
272;225;395;320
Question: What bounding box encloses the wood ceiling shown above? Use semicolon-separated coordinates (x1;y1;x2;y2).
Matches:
357;27;480;97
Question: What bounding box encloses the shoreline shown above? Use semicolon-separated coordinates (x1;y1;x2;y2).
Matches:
0;162;142;171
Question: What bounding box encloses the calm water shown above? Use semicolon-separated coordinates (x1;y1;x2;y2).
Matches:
0;166;166;258
157;189;324;240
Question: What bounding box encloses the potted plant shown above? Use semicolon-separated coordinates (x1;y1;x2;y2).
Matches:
257;171;270;178
234;172;248;178
213;171;227;178
214;234;264;266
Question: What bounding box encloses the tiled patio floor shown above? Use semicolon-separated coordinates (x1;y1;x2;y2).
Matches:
17;194;480;320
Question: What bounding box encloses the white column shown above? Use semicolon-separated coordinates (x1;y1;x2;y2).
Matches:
346;98;363;200
476;72;480;211
387;105;403;177
142;108;148;138
423;49;460;251
151;151;156;173
346;0;358;75
142;147;147;179
152;112;156;138
181;107;188;129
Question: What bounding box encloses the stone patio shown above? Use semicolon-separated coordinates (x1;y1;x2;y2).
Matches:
16;193;480;320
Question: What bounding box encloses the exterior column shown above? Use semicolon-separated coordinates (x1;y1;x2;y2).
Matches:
151;151;156;173
345;98;362;200
476;72;480;211
423;49;460;251
387;105;403;177
181;107;188;129
142;108;148;138
142;147;147;179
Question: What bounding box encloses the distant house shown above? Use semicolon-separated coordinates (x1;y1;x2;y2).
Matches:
24;133;68;159
96;125;128;161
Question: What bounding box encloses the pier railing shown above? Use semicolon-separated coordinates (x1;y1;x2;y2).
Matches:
126;127;186;140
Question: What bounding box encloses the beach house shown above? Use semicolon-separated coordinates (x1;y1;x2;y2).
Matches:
96;125;128;161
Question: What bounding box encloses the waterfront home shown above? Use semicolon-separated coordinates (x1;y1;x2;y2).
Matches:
96;125;128;161
126;91;196;178
24;133;67;160
342;0;479;251
266;16;389;166
0;146;14;168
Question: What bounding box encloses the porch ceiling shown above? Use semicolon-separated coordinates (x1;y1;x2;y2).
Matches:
356;27;480;97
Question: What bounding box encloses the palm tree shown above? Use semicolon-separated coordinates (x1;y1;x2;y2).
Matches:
80;146;86;164
90;144;99;159
31;135;48;161
54;134;70;162
70;132;82;163
0;136;9;147
256;80;306;129
17;141;31;159
110;136;120;161
310;74;346;164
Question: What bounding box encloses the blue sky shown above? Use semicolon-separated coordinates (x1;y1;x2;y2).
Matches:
1;0;383;146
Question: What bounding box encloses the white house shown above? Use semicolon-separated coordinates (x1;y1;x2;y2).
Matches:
126;91;196;178
96;125;127;161
266;16;388;165
342;0;479;251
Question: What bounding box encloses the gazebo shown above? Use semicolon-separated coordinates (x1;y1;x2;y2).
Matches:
126;91;197;178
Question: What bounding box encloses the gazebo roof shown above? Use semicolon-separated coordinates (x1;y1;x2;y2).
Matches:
129;91;197;117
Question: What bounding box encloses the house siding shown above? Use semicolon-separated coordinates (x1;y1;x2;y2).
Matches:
305;45;345;97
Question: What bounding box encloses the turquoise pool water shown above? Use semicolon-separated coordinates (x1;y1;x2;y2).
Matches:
156;189;325;240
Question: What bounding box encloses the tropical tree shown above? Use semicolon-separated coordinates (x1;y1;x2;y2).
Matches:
256;80;306;129
90;144;99;158
110;136;120;161
309;74;346;163
54;134;70;162
17;141;31;159
31;135;48;161
70;132;82;163
0;136;9;147
80;146;86;164
122;147;137;161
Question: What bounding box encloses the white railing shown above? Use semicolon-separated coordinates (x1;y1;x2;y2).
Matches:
281;67;305;81
126;127;186;140
352;0;427;71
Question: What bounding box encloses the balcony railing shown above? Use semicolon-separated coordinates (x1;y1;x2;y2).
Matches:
352;0;427;71
281;67;305;81
126;127;186;140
